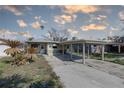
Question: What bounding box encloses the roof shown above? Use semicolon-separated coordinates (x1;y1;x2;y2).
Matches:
26;39;124;45
61;39;124;45
26;39;60;44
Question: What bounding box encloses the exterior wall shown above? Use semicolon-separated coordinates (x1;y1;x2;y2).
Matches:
27;43;61;56
39;44;47;54
27;43;47;54
47;43;60;56
47;43;53;56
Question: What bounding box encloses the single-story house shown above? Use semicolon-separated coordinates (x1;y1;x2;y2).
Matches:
26;39;124;64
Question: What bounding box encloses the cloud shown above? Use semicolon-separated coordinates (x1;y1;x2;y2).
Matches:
0;29;18;35
31;21;41;30
110;27;119;31
54;14;77;24
34;16;47;24
17;19;27;28
0;5;23;16
89;14;107;23
62;5;99;14
0;29;32;38
25;6;32;11
34;16;41;20
67;29;79;36
80;24;106;31
41;19;47;24
95;15;107;20
119;11;124;20
18;32;32;38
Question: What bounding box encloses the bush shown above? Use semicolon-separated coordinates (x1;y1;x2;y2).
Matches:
29;79;56;88
12;53;27;65
25;54;38;63
90;53;101;60
29;77;63;88
29;72;63;88
11;52;38;66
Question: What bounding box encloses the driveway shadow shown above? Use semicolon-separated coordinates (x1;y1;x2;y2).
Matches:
53;53;83;64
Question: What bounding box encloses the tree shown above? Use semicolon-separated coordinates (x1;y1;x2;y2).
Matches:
28;37;34;41
0;38;22;57
26;47;37;62
42;28;70;42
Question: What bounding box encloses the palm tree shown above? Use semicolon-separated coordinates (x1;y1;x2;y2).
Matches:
0;38;22;57
26;47;37;62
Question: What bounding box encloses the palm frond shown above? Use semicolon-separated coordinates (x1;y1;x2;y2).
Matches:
4;48;21;57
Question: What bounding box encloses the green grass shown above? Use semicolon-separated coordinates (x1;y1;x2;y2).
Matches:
89;53;124;59
105;53;123;58
110;59;124;65
71;51;124;66
0;62;6;71
88;53;124;65
90;53;101;60
0;57;12;74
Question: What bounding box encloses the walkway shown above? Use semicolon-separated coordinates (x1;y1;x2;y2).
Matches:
44;55;124;88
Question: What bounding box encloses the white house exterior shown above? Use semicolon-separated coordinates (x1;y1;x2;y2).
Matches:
26;39;61;56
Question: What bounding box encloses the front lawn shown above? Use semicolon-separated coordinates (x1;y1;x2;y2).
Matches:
0;56;63;88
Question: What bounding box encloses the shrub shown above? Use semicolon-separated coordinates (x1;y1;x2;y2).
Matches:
11;52;30;66
29;72;63;88
29;78;62;88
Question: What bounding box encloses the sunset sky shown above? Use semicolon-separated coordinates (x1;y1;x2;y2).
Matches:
0;5;124;41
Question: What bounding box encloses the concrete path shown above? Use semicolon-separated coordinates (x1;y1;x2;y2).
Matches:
44;55;124;88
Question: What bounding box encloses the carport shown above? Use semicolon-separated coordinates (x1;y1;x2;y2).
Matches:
61;39;124;64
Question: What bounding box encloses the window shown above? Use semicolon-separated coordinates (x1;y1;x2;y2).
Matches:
41;46;44;49
53;46;57;48
53;44;57;48
31;44;38;48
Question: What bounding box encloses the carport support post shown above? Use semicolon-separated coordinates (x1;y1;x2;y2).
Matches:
77;44;80;55
38;44;41;53
102;44;105;61
118;45;121;53
82;43;85;64
70;44;73;60
87;44;90;59
62;44;64;55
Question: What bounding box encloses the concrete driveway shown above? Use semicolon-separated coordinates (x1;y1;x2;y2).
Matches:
44;55;124;88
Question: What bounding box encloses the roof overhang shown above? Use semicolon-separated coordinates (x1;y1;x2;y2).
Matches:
26;41;60;44
25;39;124;45
61;39;124;45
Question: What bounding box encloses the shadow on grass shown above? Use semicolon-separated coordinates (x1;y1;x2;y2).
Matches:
0;74;32;88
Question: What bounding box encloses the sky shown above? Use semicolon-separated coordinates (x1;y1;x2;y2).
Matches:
0;5;124;41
